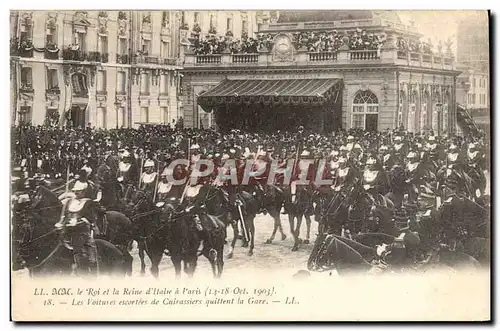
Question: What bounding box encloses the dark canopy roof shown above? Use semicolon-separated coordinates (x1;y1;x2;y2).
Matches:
197;79;343;111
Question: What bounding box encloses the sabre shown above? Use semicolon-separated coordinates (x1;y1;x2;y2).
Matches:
58;164;71;221
138;151;144;188
152;158;160;202
179;138;191;205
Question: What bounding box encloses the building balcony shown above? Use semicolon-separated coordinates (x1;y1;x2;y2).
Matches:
46;87;60;95
63;49;88;61
44;49;60;60
63;50;108;63
88;52;109;63
183;48;455;71
17;49;33;58
116;54;130;64
19;83;34;93
132;54;181;67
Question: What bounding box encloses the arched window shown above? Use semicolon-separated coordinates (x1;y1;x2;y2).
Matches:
351;90;379;131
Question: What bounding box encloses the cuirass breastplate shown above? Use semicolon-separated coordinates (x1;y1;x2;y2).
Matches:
363;170;378;185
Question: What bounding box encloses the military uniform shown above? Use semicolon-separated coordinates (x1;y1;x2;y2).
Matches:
139;159;158;195
55;181;98;276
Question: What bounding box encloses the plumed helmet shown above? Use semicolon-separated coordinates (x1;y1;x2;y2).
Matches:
144;159;155;168
72;180;88;192
366;157;377;165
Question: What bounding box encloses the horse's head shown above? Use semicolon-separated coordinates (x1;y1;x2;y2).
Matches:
95;163;112;185
307;234;334;272
30;185;60;210
127;188;153;215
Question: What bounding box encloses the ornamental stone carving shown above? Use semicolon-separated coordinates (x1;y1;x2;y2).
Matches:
272;33;294;62
118;16;128;38
46;12;57;29
98;13;108;35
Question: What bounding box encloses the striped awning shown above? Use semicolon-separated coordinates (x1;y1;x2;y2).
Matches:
197;79;343;111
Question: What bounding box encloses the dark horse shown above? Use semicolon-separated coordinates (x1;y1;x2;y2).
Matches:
12;186;126;277
205;185;260;258
94;161;125;211
280;183;312;251
126;188;226;278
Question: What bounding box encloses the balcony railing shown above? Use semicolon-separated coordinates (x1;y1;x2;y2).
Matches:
116;54;130;64
349;50;379;60
88;52;108;63
97;90;108;96
410;52;420;62
44;49;59;60
232;54;259;63
196;54;222;64
18;49;33;58
309;51;337;62
160;58;178;65
72;91;89;98
46;87;60;95
19;83;34;93
63;50;108;63
131;55;179;66
63;49;88;61
397;51;407;59
184;48;455;70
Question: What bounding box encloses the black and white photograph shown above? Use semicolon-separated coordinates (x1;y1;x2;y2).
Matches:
9;9;491;321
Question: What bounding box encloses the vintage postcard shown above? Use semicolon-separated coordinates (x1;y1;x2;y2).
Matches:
10;9;490;322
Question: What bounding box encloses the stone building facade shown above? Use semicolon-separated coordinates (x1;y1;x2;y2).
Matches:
180;11;460;134
10;10;183;128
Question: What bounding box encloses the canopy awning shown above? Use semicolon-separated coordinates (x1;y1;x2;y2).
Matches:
197;78;343;111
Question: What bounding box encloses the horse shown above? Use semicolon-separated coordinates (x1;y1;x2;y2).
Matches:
280;182;313;251
125;186;168;277
307;233;378;275
195;184;259;258
29;185;134;276
12;186;126;277
162;185;226;278
94;162;124;211
168;203;227;278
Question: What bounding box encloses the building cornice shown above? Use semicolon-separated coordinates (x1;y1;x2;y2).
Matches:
182;64;460;77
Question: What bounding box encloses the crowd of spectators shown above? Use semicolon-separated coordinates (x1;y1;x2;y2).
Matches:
190;28;385;55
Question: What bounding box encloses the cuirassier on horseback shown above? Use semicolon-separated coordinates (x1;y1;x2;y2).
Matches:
139;159;158;196
55;180;99;276
117;150;139;200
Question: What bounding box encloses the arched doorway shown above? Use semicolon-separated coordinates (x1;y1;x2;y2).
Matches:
351;90;379;131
